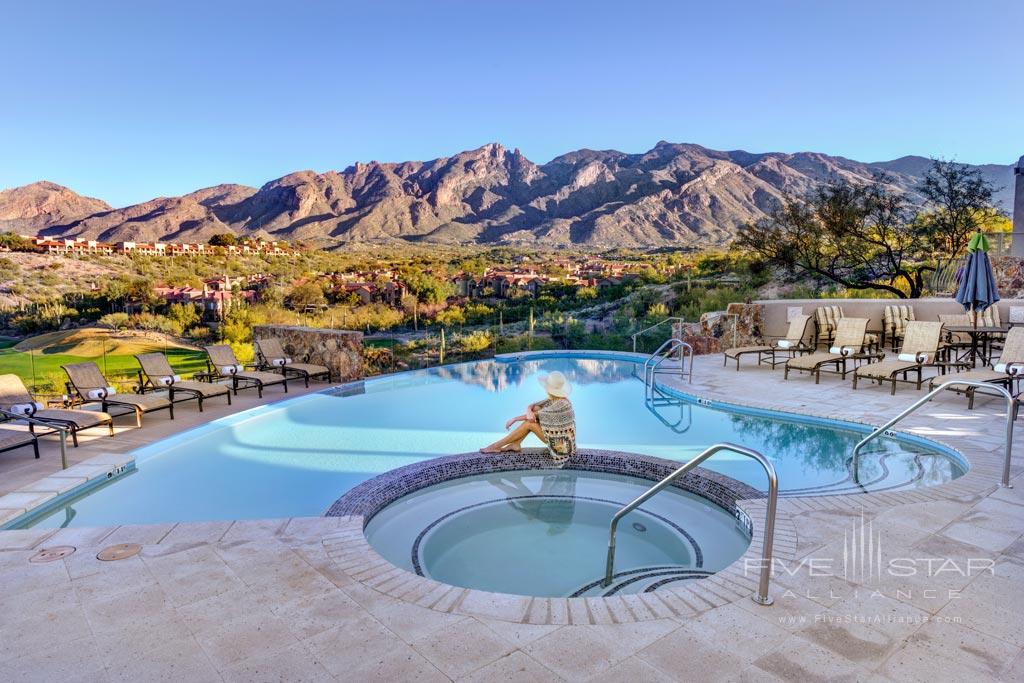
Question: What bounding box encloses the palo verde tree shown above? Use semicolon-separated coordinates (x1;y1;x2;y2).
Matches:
736;175;931;298
914;159;1000;258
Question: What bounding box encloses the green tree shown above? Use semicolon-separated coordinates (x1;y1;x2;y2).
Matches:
208;233;238;247
916;159;1000;258
166;302;200;331
0;232;39;252
284;281;327;310
736;175;929;298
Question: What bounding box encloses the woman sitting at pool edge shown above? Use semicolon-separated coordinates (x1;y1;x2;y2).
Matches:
480;371;577;462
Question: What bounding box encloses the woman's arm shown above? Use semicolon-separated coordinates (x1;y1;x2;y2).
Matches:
505;414;528;430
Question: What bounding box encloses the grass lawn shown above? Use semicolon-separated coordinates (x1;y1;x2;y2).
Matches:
0;346;208;393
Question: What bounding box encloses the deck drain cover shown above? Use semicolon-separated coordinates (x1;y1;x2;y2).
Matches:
29;546;76;563
97;543;141;561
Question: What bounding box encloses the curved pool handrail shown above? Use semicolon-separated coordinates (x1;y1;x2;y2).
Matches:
643;338;693;397
852;379;1016;488
603;441;778;606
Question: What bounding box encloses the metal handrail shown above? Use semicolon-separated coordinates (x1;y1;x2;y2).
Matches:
852;379;1016;488
632;317;685;353
643;339;693;396
0;407;70;469
603;442;779;605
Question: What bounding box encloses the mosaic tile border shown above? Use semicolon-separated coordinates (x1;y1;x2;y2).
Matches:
325;448;760;538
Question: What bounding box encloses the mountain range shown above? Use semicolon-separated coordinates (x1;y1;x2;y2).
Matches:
0;143;1014;249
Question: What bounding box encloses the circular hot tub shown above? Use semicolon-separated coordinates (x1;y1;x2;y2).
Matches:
327;450;756;598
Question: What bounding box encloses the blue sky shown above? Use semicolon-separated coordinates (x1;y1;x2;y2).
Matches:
2;1;1021;207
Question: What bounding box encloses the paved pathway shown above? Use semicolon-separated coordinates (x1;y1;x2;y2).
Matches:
1;357;1022;681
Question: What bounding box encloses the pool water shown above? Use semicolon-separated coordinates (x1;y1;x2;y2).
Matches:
364;469;751;597
17;355;966;529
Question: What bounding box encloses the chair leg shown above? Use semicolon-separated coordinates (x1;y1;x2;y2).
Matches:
226;391;232;406
107;421;114;436
968;388;976;410
71;426;79;447
257;382;263;399
283;379;288;393
197;396;204;413
33;439;40;459
852;373;858;389
304;373;309;388
135;408;142;428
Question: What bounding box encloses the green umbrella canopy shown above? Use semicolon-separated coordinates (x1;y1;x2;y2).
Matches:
967;232;989;253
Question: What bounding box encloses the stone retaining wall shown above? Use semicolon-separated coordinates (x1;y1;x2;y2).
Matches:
252;325;364;382
673;303;764;355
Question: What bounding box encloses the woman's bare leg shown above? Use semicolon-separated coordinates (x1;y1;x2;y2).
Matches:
481;422;545;453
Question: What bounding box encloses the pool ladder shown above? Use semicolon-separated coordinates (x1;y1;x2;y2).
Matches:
643;338;693;398
603;442;779;606
852;380;1016;489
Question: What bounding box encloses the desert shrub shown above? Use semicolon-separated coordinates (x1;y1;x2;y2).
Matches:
12;302;78;332
457;330;493;354
186;326;211;341
98;312;131;330
494;333;558;354
229;341;254;364
362;347;394;375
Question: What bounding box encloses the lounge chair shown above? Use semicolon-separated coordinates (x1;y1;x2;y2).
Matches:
255;337;332;387
814;305;880;352
851;321;944;394
814;305;844;349
0;425;39;459
931;326;1024;410
784;317;872;383
62;362;173;427
882;304;915;352
722;314;813;370
136;353;232;412
204;345;288;398
0;373;114;446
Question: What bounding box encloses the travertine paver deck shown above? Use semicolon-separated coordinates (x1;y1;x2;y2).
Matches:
1;355;1023;681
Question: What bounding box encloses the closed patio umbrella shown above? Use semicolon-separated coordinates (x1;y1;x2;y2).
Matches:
955;231;1000;327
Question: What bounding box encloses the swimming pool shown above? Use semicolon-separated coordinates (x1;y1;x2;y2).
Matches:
13;353;967;529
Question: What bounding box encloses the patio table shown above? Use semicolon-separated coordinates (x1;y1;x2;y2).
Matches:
943;324;1008;368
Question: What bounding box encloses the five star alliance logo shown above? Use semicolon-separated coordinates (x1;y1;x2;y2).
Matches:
842;510;884;583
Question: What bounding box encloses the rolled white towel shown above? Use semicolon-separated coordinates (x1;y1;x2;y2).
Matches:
995;363;1024;375
776;340;794;349
9;401;43;415
219;365;244;375
270;357;292;367
157;375;182;386
897;352;929;363
829;346;857;356
86;387;116;400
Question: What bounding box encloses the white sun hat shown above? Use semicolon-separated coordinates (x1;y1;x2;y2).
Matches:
538;371;572;398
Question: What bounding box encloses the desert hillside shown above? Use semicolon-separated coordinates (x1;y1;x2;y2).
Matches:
1;143;1014;248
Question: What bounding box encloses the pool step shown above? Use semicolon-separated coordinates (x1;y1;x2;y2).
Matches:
570;566;714;598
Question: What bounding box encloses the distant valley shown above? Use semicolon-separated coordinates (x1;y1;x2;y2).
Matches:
0;142;1014;249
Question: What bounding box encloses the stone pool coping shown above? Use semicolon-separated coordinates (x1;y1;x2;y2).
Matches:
0;350;1014;627
0;452;135;528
